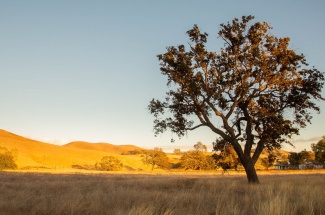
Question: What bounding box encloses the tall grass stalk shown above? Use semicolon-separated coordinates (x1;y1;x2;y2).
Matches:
0;172;324;214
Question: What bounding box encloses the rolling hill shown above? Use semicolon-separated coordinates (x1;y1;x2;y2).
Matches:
0;129;145;170
63;141;142;155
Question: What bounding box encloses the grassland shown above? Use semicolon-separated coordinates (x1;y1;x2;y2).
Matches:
1;129;324;214
0;171;324;215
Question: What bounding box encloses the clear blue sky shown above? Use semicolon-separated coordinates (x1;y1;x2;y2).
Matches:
1;1;324;152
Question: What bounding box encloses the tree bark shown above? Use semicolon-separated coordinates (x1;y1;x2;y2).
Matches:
242;159;259;184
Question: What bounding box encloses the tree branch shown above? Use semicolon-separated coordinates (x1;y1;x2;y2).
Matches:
240;102;254;156
234;117;247;138
187;124;206;130
252;140;265;163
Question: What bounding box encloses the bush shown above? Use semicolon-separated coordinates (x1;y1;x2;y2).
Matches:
0;146;18;170
95;156;123;171
173;149;182;155
212;145;241;172
121;149;141;155
141;149;171;170
71;164;94;170
181;150;215;170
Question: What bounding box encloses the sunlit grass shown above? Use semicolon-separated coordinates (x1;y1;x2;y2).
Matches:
0;172;324;215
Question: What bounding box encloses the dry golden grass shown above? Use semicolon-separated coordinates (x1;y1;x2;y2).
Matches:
0;172;324;215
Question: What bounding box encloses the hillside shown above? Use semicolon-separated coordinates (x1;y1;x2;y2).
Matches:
63;141;142;155
0;129;145;170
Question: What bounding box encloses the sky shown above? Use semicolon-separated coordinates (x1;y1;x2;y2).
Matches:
0;1;324;152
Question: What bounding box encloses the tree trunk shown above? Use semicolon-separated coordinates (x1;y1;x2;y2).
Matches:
242;159;259;184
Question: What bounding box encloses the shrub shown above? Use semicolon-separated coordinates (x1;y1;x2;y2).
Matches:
95;156;123;171
181;150;215;170
212;145;241;172
173;149;182;155
141;149;171;170
0;146;18;170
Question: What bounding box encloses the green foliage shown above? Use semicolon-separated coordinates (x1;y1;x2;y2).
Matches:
95;156;123;171
181;150;215;170
141;149;171;170
0;146;18;170
194;142;207;152
149;15;324;183
311;136;325;164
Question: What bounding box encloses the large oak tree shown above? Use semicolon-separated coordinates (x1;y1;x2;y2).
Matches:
149;16;324;183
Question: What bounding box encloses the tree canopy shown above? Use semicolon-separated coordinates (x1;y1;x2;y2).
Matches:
311;136;325;164
212;140;241;172
288;150;312;166
149;16;324;183
181;150;215;170
95;156;123;171
141;149;170;170
194;142;207;152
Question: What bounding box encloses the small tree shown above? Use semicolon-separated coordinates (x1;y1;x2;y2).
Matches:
153;147;163;152
149;16;324;183
212;140;241;172
0;146;18;170
194;142;207;152
181;150;215;170
96;156;123;171
260;154;276;170
288;150;313;166
288;152;302;166
173;148;182;155
141;149;170;170
311;136;325;164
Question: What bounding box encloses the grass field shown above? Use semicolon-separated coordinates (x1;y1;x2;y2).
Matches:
0;171;324;215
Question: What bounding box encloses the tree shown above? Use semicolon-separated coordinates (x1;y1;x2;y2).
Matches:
181;150;215;170
212;140;241;172
288;152;302;166
194;142;207;152
148;16;324;183
311;136;325;164
95;156;123;171
0;146;18;170
173;148;182;155
260;154;276;170
141;149;170;170
289;150;312;166
153;147;163;152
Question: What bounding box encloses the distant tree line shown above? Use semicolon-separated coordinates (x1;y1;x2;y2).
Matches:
141;142;243;172
71;137;325;172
